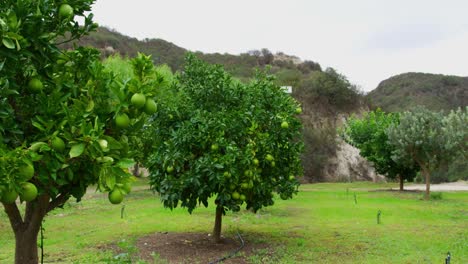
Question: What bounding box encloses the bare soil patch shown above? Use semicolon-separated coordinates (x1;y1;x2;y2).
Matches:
133;232;272;263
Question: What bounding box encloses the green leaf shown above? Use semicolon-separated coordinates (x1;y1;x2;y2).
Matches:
0;18;6;30
2;38;15;49
31;121;46;131
116;158;135;169
105;173;116;190
69;143;85;158
86;100;95;112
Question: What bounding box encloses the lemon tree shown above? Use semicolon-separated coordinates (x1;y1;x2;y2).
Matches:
0;1;163;263
145;54;303;242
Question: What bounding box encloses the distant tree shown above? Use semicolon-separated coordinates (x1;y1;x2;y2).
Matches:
343;109;418;190
298;60;322;74
260;48;274;65
145;54;303;243
387;107;467;199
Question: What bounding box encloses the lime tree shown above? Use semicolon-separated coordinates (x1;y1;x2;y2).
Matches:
145;54;303;242
0;1;164;263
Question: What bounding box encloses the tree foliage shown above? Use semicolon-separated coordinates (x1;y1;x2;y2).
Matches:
0;1;164;262
144;54;303;241
342;109;418;189
387;106;467;198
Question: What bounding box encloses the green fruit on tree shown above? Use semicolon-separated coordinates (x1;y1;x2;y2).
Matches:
270;161;276;167
1;189;18;204
166;166;174;173
51;137;65;152
98;139;108;151
295;107;302;114
229;184;236;190
223;171;231;179
241;182;249;189
281;121;289;129
289;175;295;181
248;180;254;188
28;78;43;92
239;194;246;201
131;93;146;109
265;154;274;161
115;113;130;128
58;4;74;19
211;144;219;151
121;182;132;194
253;158;259;166
144;99;157;114
19;164;35;180
231;191;240;200
108;189;124;204
20;182;38;202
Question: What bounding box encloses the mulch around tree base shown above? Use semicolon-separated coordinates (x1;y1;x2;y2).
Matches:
135;232;270;263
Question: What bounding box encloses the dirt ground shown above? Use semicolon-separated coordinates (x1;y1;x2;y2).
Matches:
394;181;468;191
132;232;272;263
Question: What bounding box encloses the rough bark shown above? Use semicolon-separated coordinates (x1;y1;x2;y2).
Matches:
2;194;56;264
213;205;223;243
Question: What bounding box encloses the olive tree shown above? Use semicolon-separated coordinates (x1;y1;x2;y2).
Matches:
343;109;418;190
387;107;467;199
0;1;161;263
145;54;303;242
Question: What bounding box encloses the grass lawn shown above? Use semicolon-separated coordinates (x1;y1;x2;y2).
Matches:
0;180;467;263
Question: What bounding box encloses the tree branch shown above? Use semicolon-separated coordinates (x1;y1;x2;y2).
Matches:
2;202;24;233
24;194;50;224
47;193;70;213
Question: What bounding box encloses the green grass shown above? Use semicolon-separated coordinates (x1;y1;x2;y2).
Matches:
1;180;467;263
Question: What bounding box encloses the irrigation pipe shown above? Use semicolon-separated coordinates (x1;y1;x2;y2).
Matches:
208;230;245;264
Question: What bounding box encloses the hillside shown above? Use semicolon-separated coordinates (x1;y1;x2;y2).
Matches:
367;72;468;112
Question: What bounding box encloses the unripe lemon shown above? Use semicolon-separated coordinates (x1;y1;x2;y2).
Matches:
144;99;157;114
51;137;66;152
1;189;18;204
28;78;43;92
131;93;146;109
59;4;74;19
19;164;35;181
115;113;130;128
108;189;124;204
20;182;38;202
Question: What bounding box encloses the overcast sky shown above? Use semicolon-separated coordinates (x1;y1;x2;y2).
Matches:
90;0;468;92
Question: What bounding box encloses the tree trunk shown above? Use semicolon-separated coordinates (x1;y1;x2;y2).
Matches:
421;166;431;200
213;205;223;243
399;175;404;191
133;163;140;177
14;227;40;264
3;194;60;264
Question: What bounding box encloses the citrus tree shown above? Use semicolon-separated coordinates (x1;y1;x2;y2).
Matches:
145;54;303;243
342;109;418;190
0;1;162;263
387;107;467;199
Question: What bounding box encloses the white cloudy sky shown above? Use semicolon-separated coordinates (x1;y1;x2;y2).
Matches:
90;0;468;92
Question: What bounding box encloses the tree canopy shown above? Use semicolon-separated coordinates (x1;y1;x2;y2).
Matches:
342;109;418;189
144;54;303;242
387;106;467;199
0;1;165;262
